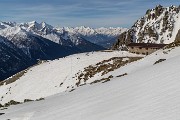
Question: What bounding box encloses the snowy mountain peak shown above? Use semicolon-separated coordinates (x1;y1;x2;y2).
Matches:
28;20;37;26
60;26;127;37
25;21;53;32
0;21;16;29
0;20;127;48
57;26;127;48
112;5;180;49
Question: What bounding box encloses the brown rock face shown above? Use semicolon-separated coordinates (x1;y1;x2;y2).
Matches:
175;29;180;42
111;5;180;50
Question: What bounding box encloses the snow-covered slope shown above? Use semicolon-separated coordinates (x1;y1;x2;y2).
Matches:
0;21;105;80
112;5;180;49
0;40;180;120
59;26;127;48
0;51;142;104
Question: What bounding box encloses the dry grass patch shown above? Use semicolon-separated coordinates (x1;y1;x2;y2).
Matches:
164;41;180;49
75;57;142;86
0;70;27;86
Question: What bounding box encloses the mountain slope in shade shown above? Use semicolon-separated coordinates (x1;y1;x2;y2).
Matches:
0;37;180;120
0;36;34;80
0;51;142;104
9;32;80;60
0;21;106;80
112;5;180;49
0;21;105;53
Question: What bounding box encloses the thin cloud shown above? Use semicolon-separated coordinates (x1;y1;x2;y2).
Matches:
0;0;179;28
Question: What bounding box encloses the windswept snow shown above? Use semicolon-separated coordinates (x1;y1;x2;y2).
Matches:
0;51;142;104
0;45;180;120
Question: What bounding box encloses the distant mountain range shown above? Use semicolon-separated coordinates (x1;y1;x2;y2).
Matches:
2;5;180;80
1;21;125;80
112;5;180;49
61;26;127;48
1;5;180;120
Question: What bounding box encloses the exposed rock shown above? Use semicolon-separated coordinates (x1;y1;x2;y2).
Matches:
175;29;180;42
112;5;180;50
4;100;21;107
24;99;34;103
36;98;45;101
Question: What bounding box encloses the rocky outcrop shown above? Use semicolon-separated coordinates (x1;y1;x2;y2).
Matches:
112;5;180;50
175;29;180;42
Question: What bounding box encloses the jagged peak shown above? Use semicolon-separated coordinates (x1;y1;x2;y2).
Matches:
0;21;16;28
29;20;37;24
155;4;163;8
57;26;127;36
40;21;53;29
23;21;53;30
113;5;180;50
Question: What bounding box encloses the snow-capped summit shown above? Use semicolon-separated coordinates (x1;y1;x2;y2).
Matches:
1;38;180;120
61;26;126;37
0;21;16;29
112;5;180;49
0;21;105;48
18;21;54;35
0;21;126;48
0;21;106;80
59;26;127;48
26;21;53;31
0;20;125;80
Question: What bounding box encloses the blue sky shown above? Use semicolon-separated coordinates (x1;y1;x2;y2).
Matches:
0;0;179;28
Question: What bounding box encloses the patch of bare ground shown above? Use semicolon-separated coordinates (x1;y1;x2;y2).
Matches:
3;100;21;107
0;70;27;86
75;57;142;87
164;41;180;49
0;98;44;108
100;50;114;52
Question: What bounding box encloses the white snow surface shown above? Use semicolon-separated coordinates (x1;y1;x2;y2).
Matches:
0;45;180;120
0;51;142;104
